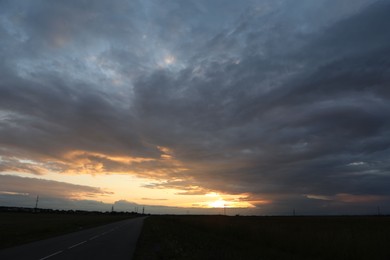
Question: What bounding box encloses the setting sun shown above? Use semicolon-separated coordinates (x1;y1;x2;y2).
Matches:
209;199;227;208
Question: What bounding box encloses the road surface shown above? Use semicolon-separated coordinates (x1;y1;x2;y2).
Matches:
0;217;146;260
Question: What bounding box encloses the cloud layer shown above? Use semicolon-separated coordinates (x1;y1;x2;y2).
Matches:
1;0;390;214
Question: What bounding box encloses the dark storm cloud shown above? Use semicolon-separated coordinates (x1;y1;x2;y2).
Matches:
131;0;390;208
1;0;390;213
0;73;157;158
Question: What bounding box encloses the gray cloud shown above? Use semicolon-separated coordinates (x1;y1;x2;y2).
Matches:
1;0;390;214
0;174;112;199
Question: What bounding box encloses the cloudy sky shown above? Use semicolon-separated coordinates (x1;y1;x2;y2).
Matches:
1;0;390;215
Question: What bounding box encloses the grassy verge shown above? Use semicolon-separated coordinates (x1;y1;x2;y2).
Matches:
134;215;390;260
0;212;137;249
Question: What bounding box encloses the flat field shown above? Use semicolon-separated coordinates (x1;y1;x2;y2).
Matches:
0;211;135;249
134;215;390;260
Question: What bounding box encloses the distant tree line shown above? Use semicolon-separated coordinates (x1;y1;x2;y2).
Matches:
0;206;148;216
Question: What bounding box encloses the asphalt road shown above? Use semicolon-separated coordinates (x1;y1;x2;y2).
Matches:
0;217;146;260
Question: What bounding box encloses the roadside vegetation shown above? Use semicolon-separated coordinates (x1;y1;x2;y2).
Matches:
134;215;390;260
0;209;140;249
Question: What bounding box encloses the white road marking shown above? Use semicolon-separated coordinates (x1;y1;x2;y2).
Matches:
89;229;112;241
38;225;121;259
89;235;100;240
39;250;63;260
68;240;87;249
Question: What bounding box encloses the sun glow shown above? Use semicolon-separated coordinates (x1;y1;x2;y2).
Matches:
206;195;255;209
209;199;227;208
164;55;175;65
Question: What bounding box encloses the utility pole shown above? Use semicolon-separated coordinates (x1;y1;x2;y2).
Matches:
377;206;381;216
34;195;39;212
142;207;145;215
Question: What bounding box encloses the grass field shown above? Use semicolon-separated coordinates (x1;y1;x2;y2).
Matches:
0;211;136;249
134;215;390;260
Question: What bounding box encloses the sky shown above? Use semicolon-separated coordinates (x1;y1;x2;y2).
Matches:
0;0;390;215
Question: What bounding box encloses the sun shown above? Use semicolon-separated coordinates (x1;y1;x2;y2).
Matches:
209;199;227;208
